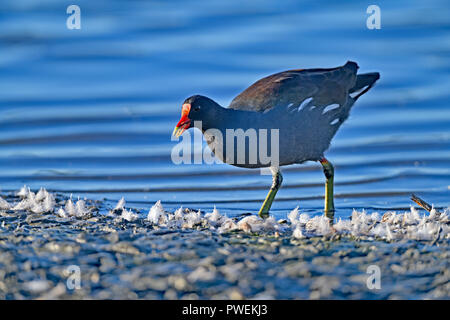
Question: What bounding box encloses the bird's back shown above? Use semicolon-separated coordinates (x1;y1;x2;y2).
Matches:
229;61;360;113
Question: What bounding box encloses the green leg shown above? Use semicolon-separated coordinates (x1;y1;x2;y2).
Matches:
320;157;335;219
258;168;283;219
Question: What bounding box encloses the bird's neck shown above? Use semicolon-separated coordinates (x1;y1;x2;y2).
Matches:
200;107;261;133
195;107;232;133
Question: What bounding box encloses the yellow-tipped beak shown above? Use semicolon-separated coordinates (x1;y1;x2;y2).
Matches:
172;126;183;138
172;126;180;137
172;120;191;138
172;103;191;138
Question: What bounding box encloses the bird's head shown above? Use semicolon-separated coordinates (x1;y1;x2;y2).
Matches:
172;95;221;137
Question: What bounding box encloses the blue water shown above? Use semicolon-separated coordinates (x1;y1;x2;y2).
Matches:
0;0;449;219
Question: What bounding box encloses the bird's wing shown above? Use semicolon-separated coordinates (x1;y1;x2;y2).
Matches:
228;61;359;113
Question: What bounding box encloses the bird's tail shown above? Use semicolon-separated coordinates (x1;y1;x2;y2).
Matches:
350;72;380;100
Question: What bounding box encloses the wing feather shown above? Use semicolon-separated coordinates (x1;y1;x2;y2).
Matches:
228;61;358;113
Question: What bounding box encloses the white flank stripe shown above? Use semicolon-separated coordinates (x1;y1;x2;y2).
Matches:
298;97;313;111
322;103;340;114
330;118;339;125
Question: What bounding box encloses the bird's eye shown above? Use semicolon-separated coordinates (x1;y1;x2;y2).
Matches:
194;105;201;111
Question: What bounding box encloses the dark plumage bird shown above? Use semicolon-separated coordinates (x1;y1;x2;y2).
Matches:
173;61;380;218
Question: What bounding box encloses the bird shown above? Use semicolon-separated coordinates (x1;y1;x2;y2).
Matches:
172;61;380;219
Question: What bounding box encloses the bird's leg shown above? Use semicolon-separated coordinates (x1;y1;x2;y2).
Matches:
319;157;335;219
258;167;283;219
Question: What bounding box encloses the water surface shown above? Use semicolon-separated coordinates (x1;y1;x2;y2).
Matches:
0;0;449;219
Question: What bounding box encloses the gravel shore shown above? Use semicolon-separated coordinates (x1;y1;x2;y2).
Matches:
0;188;448;299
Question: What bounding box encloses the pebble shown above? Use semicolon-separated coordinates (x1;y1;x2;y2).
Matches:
0;187;448;299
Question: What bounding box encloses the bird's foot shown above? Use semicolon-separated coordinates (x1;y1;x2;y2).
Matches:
258;209;270;219
324;208;335;221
